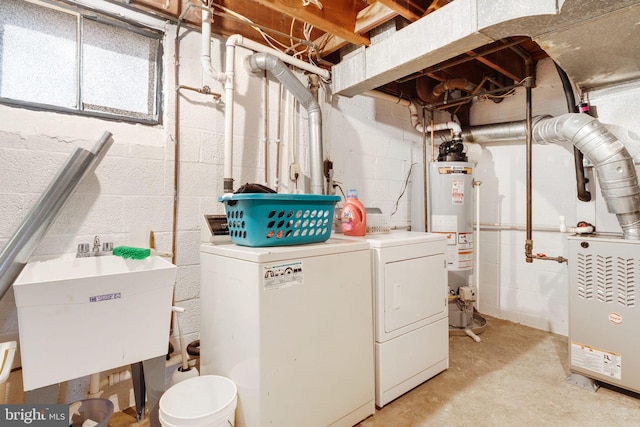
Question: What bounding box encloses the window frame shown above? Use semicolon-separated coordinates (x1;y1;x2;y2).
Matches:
0;0;164;125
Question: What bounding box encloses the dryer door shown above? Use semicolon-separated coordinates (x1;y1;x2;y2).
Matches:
384;253;446;334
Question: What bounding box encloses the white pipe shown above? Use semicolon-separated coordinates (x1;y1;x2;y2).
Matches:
465;328;481;342
223;34;330;192
476;186;480;299
201;9;228;84
88;368;132;398
172;306;189;372
226;35;330;80
88;373;102;398
363;91;461;135
559;216;595;234
223;38;236;192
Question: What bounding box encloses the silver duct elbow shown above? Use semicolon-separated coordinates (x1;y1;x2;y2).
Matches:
246;53;325;194
533;114;640;240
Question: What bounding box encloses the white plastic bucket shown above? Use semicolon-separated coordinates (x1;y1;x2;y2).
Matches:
159;375;237;427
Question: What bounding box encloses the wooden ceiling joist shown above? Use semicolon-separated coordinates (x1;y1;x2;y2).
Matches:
373;0;424;22
249;0;370;47
314;2;397;57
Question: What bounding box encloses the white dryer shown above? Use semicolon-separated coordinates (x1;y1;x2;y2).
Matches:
340;231;448;407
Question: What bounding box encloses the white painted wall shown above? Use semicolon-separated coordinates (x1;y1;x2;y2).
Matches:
469;60;640;334
2;0;640;407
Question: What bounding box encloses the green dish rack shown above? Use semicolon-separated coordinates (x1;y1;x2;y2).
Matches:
218;193;341;247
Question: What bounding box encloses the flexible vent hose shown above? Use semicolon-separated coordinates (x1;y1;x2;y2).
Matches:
533;114;640;239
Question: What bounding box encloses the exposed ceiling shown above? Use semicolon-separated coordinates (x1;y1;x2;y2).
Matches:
124;0;640;124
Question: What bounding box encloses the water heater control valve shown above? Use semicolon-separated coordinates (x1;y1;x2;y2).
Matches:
459;286;477;302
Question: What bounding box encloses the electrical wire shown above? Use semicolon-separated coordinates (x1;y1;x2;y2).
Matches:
333;183;346;200
391;162;417;216
203;1;327;79
478;76;530;101
204;0;305;54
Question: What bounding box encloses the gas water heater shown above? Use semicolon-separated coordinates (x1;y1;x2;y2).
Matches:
430;161;475;327
429;139;477;329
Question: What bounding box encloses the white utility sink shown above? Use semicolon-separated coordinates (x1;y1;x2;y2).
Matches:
13;254;176;391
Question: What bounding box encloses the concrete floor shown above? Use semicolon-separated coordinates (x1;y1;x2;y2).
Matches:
110;316;640;426
358;316;640;426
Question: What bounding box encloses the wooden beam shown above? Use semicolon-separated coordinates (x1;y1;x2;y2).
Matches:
315;2;397;57
423;0;450;17
357;2;398;33
130;0;179;17
248;0;370;46
373;0;422;22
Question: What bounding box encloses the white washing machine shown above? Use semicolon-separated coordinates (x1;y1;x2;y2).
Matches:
338;231;448;407
199;238;375;427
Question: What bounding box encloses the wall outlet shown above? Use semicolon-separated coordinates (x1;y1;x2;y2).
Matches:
289;163;300;181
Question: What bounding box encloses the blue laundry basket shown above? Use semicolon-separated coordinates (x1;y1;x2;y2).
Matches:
219;193;340;247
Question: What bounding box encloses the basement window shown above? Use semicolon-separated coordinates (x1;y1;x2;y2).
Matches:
0;0;162;124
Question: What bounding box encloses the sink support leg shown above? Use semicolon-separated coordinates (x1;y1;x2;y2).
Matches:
25;383;59;404
130;362;145;421
143;355;166;427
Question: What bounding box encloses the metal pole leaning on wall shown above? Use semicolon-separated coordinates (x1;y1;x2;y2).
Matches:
0;132;113;300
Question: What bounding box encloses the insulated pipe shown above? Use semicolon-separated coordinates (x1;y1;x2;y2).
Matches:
247;52;325;194
0;132;113;300
533;114;640;240
223;34;330;193
554;61;591;202
432;78;477;97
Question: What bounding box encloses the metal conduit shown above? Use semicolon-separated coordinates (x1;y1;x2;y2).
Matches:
247;52;325;194
0;132;114;300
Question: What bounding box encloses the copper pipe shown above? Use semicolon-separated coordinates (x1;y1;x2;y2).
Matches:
176;84;221;100
422;107;429;232
430;112;435;162
432;78;476;97
428;82;524;110
524;62;534;263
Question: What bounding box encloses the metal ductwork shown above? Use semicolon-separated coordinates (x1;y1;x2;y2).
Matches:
533;114;640;240
246;52;325;195
449;114;640;239
333;0;640;96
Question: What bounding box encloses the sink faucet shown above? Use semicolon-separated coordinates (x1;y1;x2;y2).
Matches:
77;236;113;258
